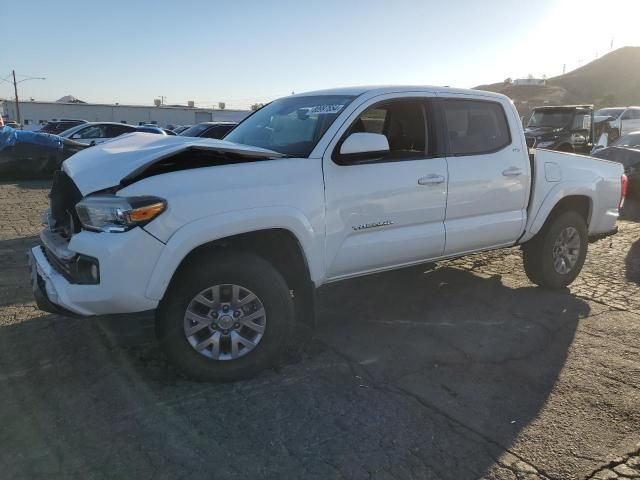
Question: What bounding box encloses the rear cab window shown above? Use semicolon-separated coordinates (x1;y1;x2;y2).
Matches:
443;99;511;156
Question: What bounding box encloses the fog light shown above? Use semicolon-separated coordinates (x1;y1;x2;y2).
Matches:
75;255;100;285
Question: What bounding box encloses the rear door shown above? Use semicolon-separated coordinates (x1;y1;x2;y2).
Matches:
440;95;529;255
323;94;448;279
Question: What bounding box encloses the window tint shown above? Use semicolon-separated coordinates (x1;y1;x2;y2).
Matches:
73;125;106;139
444;99;511;155
106;124;134;137
202;125;234;139
340;100;427;163
180;123;214;137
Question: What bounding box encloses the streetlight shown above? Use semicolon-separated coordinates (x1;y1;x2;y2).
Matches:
0;71;46;128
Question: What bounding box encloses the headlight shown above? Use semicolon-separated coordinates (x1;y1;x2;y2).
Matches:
75;195;166;233
536;140;555;148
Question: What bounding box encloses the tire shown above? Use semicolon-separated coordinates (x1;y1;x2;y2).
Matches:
156;251;294;381
522;211;588;289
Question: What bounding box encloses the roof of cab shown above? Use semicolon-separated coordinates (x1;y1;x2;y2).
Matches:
293;85;509;101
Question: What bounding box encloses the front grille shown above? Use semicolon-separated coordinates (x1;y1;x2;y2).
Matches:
49;170;83;239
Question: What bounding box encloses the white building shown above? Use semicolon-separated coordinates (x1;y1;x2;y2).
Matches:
513;78;546;86
1;100;250;130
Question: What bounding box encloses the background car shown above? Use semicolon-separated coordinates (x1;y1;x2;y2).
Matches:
172;125;190;134
58;122;137;145
0;125;88;177
179;122;237;139
39;119;87;135
594;106;640;140
591;132;640;198
136;126;177;135
607;131;640;149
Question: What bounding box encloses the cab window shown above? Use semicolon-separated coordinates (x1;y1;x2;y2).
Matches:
336;99;428;164
443;99;511;156
72;125;106;139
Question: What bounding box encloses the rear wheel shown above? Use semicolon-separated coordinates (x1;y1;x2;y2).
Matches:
522;211;588;289
156;251;294;381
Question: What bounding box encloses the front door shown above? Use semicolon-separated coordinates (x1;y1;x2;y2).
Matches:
323;95;448;280
441;95;529;255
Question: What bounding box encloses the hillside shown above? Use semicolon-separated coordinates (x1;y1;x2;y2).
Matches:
476;46;640;116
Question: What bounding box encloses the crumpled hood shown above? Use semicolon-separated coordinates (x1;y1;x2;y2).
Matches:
63;132;284;195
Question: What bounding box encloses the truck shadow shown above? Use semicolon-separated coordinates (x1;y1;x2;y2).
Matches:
621;198;640;222
0;264;587;479
625;238;640;284
0;235;41;307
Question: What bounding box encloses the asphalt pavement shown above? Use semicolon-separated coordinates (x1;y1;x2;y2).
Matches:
0;180;638;479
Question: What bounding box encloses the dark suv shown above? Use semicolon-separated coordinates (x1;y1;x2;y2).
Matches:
524;105;594;153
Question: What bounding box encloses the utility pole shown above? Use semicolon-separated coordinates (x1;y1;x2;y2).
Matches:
12;70;21;129
2;71;45;129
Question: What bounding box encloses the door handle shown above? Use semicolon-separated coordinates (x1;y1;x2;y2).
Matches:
418;174;445;185
502;167;523;177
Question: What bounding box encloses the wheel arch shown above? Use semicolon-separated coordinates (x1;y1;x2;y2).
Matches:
524;188;594;242
145;207;323;303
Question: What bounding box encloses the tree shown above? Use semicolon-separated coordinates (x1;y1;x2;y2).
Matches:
218;102;226;110
251;103;264;111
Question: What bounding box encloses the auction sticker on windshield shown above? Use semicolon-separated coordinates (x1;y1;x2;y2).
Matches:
308;104;345;115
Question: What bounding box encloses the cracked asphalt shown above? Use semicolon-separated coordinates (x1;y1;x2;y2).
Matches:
0;180;639;480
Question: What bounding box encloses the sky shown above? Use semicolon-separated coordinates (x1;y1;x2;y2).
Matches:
2;0;640;109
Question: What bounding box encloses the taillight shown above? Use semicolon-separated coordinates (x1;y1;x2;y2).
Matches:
619;174;628;209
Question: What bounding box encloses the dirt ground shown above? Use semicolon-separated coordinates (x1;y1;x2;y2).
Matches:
0;180;638;480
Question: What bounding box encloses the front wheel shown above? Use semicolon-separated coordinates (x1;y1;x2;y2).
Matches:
522;211;588;289
156;251;294;381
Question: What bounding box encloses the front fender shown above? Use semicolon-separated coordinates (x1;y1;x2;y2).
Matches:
144;206;323;301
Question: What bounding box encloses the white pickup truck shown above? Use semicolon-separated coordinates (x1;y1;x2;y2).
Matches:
29;86;626;381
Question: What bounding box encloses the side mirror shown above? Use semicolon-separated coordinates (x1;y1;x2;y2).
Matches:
339;132;389;158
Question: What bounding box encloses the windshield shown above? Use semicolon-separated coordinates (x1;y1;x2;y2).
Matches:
595;108;624;118
58;124;88;137
527;110;573;128
224;95;356;157
180;123;212;137
611;132;640;148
